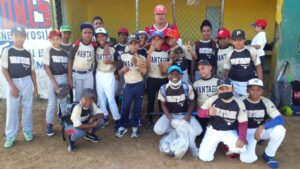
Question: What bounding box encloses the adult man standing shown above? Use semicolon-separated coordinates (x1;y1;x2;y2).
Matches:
145;4;181;51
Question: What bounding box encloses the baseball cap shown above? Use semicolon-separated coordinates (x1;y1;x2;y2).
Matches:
167;65;183;74
48;30;62;39
166;29;180;38
154;4;167;14
81;88;96;100
128;33;140;43
95;27;108;36
80;22;94;31
197;59;211;66
247;78;264;88
217;28;231;38
11;26;26;36
151;31;164;39
118;27;129;34
60;25;72;32
231;29;245;40
138;31;150;41
251;19;268;28
217;78;233;89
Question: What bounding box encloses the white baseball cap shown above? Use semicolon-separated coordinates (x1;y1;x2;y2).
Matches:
247;78;264;88
95;27;108;36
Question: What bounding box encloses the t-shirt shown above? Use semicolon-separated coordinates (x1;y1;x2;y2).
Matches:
193;40;217;70
201;96;247;131
217;45;233;77
193;77;218;107
43;47;68;75
70;41;96;71
1;46;34;78
121;52;146;84
148;50;169;78
242;96;280;128
251;32;267;57
95;46;118;73
71;103;102;128
224;46;261;82
158;83;195;114
60;42;72;54
114;43;127;60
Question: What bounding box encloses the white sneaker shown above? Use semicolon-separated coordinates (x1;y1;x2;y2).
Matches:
115;127;127;138
131;127;139;138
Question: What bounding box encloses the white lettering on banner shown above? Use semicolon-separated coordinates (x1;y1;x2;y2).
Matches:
52;56;68;63
9;56;30;65
247;110;265;118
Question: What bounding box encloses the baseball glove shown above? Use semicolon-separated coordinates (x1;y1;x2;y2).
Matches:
56;84;69;100
159;61;171;75
132;55;147;75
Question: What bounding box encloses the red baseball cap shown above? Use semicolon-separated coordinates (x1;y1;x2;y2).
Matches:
251;19;268;28
48;30;61;39
118;27;129;34
166;29;180;38
154;4;167;14
217;28;230;38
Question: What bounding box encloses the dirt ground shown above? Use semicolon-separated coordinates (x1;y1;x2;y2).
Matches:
0;99;299;169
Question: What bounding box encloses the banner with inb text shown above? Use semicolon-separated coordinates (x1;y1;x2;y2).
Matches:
0;0;53;99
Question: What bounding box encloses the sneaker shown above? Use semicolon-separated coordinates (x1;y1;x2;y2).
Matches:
47;124;54;136
4;137;15;148
131;127;139;138
115;127;128;138
113;120;120;133
222;144;238;158
262;152;279;168
23;131;33;142
68;140;76;152
84;133;100;143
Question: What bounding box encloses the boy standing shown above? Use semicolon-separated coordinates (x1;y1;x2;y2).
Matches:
43;30;69;136
251;19;267;71
240;78;286;168
116;33;146;138
66;88;105;152
216;28;233;77
60;25;73;53
198;78;247;161
1;26;38;148
224;29;263;97
94;27;121;130
68;22;97;102
146;31;169;128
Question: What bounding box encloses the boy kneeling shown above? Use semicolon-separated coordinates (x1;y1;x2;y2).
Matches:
66;88;105;152
240;78;286;168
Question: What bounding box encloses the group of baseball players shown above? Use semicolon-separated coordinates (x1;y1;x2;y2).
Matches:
1;4;286;168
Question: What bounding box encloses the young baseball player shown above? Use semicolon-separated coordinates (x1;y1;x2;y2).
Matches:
1;26;38;148
43;30;69;136
67;22;97;102
251;19;267;71
224;29;263;97
187;19;217;81
216;28;233;77
198;78;247;161
240;78;286;168
65;88;105;152
138;31;150;48
114;27;129;106
94;27;121;130
165;29;192;83
60;25;73;53
146;31;169;128
116;33;146;138
154;65;202;156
